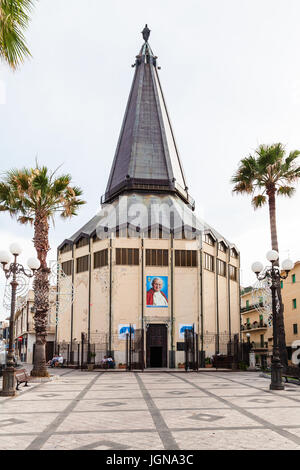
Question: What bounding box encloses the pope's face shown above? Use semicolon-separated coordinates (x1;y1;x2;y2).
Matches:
153;280;163;292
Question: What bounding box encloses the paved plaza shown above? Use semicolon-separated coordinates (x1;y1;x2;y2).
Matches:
0;369;300;450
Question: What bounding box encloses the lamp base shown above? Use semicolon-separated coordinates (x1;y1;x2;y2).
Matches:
0;368;16;397
270;383;284;391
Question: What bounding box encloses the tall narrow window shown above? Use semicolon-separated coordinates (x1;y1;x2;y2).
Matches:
293;298;297;309
218;242;226;253
94;249;108;269
204;253;214;272
60;244;72;254
293;324;298;335
62;260;72;276
76;237;89;248
292;274;296;284
76;255;89;273
229;265;237;281
204;234;214;246
217;259;226;277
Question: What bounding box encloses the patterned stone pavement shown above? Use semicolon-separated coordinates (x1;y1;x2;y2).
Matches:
0;369;300;450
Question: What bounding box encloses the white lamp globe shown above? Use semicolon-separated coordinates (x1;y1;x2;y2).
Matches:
9;242;22;256
282;258;294;272
27;257;40;271
246;333;251;338
0;250;11;265
266;250;279;262
251;261;264;274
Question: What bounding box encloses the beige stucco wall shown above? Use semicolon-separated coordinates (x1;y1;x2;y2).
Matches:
57;233;240;365
281;261;300;348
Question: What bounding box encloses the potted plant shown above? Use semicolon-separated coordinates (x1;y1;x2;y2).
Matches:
177;362;185;369
205;357;212;368
118;363;126;369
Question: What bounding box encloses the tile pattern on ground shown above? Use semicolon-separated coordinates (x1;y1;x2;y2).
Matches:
0;368;300;449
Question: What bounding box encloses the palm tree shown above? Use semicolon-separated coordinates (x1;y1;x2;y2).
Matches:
0;0;34;69
231;143;300;368
0;165;85;376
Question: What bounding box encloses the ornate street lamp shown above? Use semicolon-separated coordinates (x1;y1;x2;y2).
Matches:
251;250;294;391
0;244;39;396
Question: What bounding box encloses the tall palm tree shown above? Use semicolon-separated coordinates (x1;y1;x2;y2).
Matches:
0;0;34;69
231;143;300;368
0;165;85;376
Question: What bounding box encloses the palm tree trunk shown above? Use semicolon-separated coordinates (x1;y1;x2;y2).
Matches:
31;212;50;377
267;189;288;368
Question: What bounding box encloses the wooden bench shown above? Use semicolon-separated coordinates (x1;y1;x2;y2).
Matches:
283;366;300;384
15;369;31;391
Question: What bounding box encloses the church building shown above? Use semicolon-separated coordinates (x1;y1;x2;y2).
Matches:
56;26;240;368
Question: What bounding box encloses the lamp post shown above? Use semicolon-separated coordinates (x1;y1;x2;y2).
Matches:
246;332;251;344
0;244;39;396
251;250;294;391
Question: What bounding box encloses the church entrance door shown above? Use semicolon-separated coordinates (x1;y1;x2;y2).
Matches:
146;324;167;368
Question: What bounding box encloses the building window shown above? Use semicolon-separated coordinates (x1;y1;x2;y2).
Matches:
229;265;237;281
60;244;72;254
76;237;89;249
204;253;214;272
246;300;249;308
293;324;298;335
281;280;283;289
293;298;297;309
204;234;215;246
76;255;89;273
175;250;197;267
62;260;72;276
230;248;238;258
217;259;226;277
260;334;265;348
116;248;139;265
218;242;227;253
94;249;108;269
292;274;296;284
146;249;168;266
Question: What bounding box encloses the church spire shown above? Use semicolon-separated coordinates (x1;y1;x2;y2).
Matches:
102;26;193;208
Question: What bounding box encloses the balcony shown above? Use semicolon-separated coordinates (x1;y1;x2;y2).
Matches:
241;321;268;332
250;342;269;351
241;301;264;313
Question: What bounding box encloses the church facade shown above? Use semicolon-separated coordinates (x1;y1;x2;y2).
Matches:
56;27;240;368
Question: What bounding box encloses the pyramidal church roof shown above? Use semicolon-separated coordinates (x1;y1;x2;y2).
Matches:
102;25;192;207
59;26;238;251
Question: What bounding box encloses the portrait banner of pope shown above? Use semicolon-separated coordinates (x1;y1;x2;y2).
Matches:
146;276;168;307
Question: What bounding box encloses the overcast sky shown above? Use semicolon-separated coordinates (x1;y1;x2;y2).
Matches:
1;0;300;319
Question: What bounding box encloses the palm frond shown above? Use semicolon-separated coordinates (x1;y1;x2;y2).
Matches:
0;0;34;69
251;194;267;209
277;185;296;197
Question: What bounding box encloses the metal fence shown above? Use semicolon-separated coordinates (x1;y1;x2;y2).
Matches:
56;332;251;370
184;327;199;371
126;327;144;371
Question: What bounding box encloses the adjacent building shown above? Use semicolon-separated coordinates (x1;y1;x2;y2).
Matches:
56;27;241;368
281;261;300;360
241;260;300;367
13;289;56;363
240;287;271;367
